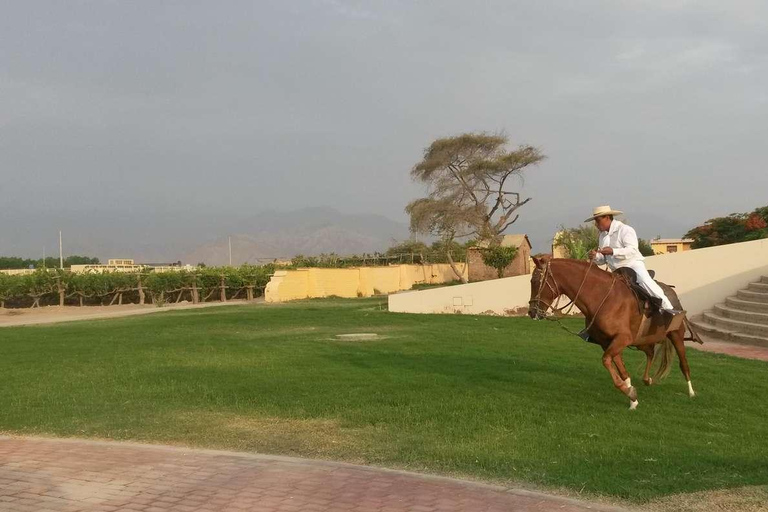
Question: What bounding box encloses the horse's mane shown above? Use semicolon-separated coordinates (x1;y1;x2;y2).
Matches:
531;257;616;287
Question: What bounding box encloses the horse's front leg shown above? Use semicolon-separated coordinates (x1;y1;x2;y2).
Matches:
602;334;638;409
612;354;631;389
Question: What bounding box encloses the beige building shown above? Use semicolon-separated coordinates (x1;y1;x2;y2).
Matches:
69;258;194;273
467;234;533;282
651;238;694;255
0;269;37;276
70;259;144;273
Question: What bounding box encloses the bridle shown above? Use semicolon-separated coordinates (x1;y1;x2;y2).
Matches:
529;259;617;339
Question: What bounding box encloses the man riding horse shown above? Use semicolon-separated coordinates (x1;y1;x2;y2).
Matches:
527;205;700;409
585;205;682;317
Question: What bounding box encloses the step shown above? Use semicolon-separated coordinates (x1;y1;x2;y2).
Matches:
736;289;768;304
702;311;768;337
726;297;768;314
713;304;768;325
690;317;768;348
748;282;768;292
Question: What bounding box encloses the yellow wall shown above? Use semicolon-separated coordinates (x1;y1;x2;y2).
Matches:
651;242;693;255
265;264;467;303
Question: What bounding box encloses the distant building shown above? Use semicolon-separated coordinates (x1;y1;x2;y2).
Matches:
650;238;694;255
467;234;533;282
551;231;569;259
69;258;193;273
0;269;37;276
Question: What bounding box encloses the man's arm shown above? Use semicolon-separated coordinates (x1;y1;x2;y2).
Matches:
590;232;606;262
612;225;641;260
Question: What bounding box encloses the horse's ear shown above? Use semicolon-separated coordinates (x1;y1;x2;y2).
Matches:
532;254;550;269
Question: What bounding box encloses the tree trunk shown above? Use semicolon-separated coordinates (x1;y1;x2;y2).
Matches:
246;286;254;301
220;276;227;302
118;292;123;305
79;294;84;307
446;250;468;284
137;275;145;305
109;293;119;306
175;289;184;303
192;278;199;304
32;297;41;308
56;277;65;307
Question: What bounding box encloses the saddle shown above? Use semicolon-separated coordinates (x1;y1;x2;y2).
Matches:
614;267;664;314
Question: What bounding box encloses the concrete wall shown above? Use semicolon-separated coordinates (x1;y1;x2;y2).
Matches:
389;238;768;317
265;263;467;303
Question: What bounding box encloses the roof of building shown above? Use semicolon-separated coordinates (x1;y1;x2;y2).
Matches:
651;238;694;244
472;234;532;249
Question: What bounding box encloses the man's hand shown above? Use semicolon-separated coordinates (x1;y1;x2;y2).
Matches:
600;247;614;255
588;250;597;260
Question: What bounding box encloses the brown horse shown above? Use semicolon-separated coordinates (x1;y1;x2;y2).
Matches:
528;255;701;409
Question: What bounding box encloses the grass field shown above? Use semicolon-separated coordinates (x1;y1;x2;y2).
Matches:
1;298;766;506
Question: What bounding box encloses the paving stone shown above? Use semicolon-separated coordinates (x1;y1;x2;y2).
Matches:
0;437;626;512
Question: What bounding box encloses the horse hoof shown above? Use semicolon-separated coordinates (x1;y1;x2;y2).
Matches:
629;400;639;410
628;386;638;401
644;378;653;386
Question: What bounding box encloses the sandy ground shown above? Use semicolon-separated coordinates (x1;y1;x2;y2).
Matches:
0;299;264;328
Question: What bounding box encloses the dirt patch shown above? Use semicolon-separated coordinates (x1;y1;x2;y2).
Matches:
643;485;768;512
174;412;373;463
0;300;261;328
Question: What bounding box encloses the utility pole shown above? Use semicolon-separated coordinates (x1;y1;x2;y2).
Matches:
59;231;63;269
43;246;46;269
228;236;232;266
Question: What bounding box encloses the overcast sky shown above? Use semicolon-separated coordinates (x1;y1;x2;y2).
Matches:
2;0;767;252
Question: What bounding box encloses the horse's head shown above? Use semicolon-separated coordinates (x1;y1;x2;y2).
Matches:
528;255;557;319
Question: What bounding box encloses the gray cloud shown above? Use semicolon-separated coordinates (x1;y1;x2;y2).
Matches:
1;0;766;254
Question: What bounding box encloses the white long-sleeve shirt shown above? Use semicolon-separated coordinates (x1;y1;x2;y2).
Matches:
593;220;644;270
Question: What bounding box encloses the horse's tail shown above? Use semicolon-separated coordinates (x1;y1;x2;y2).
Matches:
652;338;675;381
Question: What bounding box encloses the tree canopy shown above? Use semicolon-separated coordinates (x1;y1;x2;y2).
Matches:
408;133;545;243
684;205;768;248
0;255;100;270
406;132;544;281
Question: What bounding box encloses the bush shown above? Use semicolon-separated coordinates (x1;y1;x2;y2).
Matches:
480;246;518;278
0;264;276;308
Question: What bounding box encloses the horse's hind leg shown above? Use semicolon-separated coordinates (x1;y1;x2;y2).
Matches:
669;328;695;398
640;345;655;386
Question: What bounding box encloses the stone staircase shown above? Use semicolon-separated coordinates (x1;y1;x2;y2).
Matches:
690;275;768;347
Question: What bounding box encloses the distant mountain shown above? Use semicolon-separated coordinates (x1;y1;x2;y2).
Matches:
0;207;410;265
182;209;409;265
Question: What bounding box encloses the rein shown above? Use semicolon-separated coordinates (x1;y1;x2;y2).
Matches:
529;260;617;339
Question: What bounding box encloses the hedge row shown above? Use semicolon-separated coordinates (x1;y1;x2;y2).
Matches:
0;265;275;308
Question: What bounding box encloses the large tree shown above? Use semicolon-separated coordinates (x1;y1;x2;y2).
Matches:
406;133;545;281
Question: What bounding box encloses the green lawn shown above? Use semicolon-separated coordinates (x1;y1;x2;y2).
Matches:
0;298;766;504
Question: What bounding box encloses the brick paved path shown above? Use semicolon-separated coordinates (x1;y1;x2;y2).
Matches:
0;437;626;512
687;337;768;362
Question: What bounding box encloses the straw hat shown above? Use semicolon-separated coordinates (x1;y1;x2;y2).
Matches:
584;205;624;222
